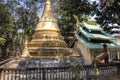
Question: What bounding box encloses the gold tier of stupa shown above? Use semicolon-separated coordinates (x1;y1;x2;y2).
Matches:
22;0;80;59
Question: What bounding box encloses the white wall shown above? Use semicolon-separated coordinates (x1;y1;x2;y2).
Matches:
74;41;92;65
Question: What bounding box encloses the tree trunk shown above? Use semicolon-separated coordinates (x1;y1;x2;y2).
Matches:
1;46;7;59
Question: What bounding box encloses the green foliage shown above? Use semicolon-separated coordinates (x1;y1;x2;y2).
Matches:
95;0;120;25
10;0;41;38
86;20;98;25
0;1;15;58
0;0;43;58
54;0;93;35
0;3;14;44
4;0;43;51
0;37;6;45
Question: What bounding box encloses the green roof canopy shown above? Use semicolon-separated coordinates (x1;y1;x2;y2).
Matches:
83;22;103;32
80;28;111;42
76;34;120;49
76;22;120;49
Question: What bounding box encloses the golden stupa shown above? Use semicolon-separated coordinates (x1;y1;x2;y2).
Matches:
27;0;74;59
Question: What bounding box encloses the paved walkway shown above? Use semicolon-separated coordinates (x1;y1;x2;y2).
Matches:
96;75;120;80
8;62;18;68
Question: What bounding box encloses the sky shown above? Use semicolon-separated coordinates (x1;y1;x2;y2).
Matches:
88;0;99;3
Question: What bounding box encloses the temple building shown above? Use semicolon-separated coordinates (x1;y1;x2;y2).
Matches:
22;0;80;59
73;22;120;65
109;23;120;43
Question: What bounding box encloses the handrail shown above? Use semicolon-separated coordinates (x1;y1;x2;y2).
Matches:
0;62;119;70
0;58;12;66
0;63;120;80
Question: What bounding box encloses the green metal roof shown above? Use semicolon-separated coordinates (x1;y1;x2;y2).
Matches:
80;28;111;41
76;33;120;49
75;22;120;49
101;31;115;40
83;22;103;32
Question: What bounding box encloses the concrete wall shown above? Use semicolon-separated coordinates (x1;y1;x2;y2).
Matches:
115;37;120;59
117;49;120;59
74;41;92;65
116;37;120;43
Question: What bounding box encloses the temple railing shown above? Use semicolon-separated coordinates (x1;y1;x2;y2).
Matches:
0;58;13;67
0;63;120;80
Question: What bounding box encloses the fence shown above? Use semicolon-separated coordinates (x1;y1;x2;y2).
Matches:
0;63;120;80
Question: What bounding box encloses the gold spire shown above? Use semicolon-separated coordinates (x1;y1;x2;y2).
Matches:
35;0;59;31
21;40;29;58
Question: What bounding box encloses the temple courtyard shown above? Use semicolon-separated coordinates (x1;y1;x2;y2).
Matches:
0;0;120;80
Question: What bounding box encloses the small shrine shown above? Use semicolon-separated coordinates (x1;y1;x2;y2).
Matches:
21;40;29;58
73;22;120;65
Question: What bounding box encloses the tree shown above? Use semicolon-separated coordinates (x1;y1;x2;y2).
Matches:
0;0;44;58
0;1;14;58
4;0;43;52
95;0;120;31
15;0;41;38
54;0;93;35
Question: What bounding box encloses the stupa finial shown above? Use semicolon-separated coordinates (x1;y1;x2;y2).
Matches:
46;0;51;4
35;0;59;31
